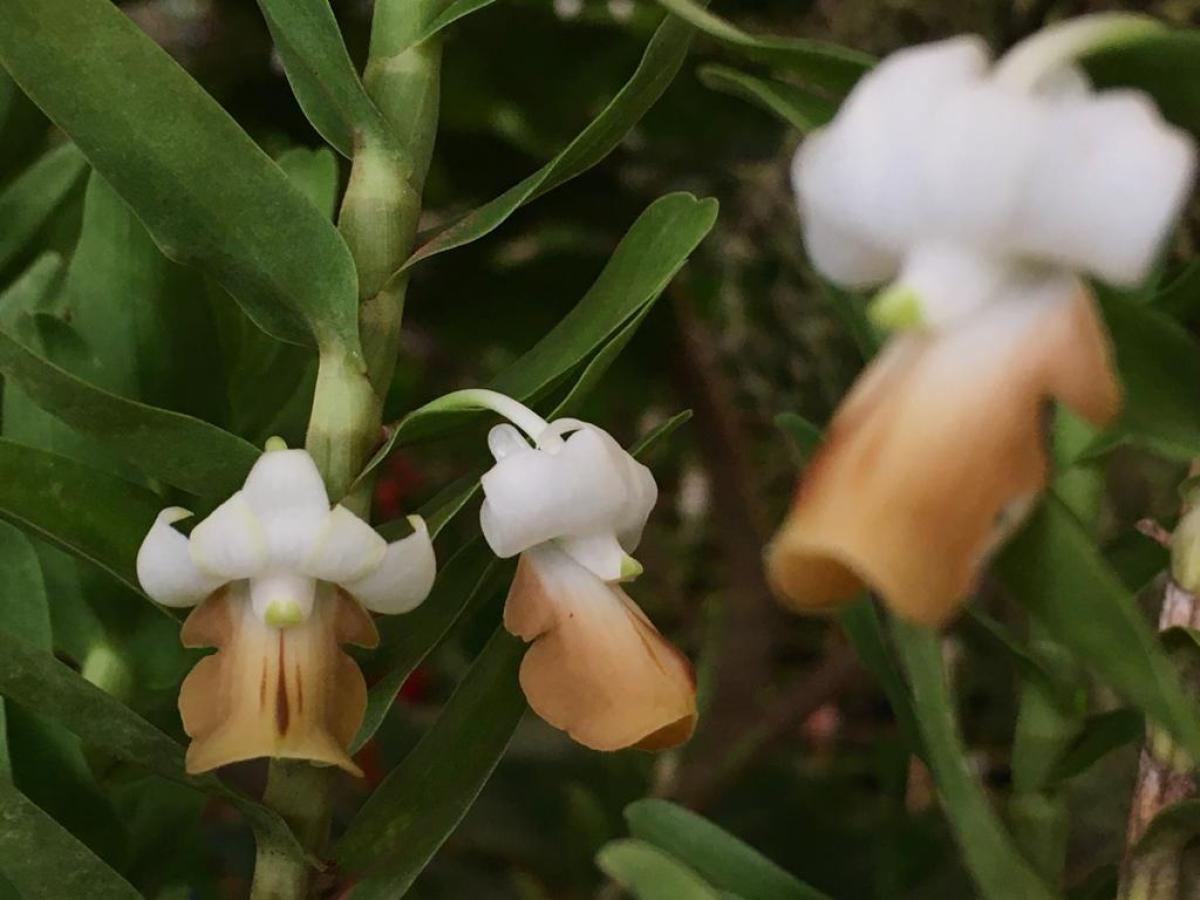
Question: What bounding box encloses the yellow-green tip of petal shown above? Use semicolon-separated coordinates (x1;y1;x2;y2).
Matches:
618;554;644;582
264;599;305;629
265;436;288;452
867;285;925;333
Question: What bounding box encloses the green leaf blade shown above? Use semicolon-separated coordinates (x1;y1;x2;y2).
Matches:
0;0;361;352
625;800;830;900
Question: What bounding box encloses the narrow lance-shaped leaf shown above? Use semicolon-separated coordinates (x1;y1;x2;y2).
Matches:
0;143;86;273
698;64;836;132
401;13;708;269
1077;292;1200;462
596;840;722;900
624;799;831;900
255;0;390;157
996;495;1200;764
0;783;140;900
0;0;361;352
0;326;259;499
0;626;309;867
0;440;161;596
891;618;1057;900
336;628;527;893
365;192;717;474
649;0;872;90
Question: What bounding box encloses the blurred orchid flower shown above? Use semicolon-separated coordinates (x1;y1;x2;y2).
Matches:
461;389;696;751
137;441;435;775
769;16;1196;626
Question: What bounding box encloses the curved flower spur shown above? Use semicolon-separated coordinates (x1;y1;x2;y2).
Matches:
137;440;436;775
769;16;1198;627
459;390;697;751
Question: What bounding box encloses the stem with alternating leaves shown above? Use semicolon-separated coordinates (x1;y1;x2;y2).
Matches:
258;3;444;897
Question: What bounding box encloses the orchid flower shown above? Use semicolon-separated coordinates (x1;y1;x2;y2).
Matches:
136;440;436;775
460;390;696;751
768;16;1197;626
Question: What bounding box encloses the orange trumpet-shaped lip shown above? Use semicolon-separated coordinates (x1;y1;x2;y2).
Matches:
767;282;1119;627
503;544;697;752
178;582;379;776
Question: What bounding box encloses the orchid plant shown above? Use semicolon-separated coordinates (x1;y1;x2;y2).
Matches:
3;2;1200;899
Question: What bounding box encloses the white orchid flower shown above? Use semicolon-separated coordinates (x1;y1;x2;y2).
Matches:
768;16;1196;627
794;16;1195;328
136;440;435;775
459;390;696;751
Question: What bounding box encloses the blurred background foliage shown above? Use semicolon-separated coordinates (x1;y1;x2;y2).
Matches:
3;0;1200;898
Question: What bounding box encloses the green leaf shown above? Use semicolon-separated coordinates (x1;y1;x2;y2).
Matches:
774;411;822;464
1078;292;1200;461
276;146;340;220
0;440;161;595
54;172;228;425
1048;708;1143;783
891;618;1056;900
959;610;1071;709
0;626;308;867
0;0;360;352
1134;799;1200;855
412;0;498;44
836;597;925;761
255;0;388;157
402;16;707;269
0;143;85;274
0;782;139;900
547;301;655;419
371;193;717;463
630;410;693;459
649;0;871;90
625;799;830;900
1153;260;1200;321
1081;24;1200;140
0;326;259;498
697;64;835;131
597;839;722;900
0;252;64;329
336;628;527;893
352;539;506;752
996;495;1200;763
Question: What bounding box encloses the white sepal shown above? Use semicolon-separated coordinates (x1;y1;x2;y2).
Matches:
342;517;436;615
188;493;267;579
302;505;387;584
241;449;332;568
136;508;225;607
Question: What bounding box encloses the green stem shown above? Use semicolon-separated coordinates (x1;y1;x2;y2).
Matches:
254;5;446;898
250;762;334;900
1008;624;1081;884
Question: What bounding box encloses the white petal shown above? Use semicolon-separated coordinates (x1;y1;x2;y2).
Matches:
479;425;654;558
136;508;225;607
342;516;436;615
558;533;627;582
301;505;387;584
1014;90;1195;284
795;36;991;260
188;492;268;579
487;423;530;461
249;571;318;627
241;449;332;568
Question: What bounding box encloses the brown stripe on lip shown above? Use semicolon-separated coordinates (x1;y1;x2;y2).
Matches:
275;631;290;735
